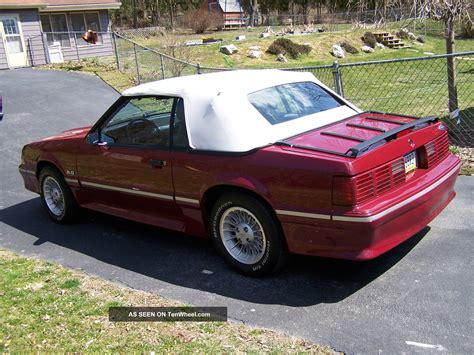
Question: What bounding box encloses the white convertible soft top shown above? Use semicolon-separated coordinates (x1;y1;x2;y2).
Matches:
123;70;360;152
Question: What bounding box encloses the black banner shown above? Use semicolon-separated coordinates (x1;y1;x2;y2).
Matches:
109;306;228;322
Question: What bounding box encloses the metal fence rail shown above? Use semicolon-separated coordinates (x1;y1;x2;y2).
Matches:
113;32;473;147
114;32;201;83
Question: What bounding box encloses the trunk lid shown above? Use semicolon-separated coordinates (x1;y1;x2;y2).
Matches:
281;112;437;159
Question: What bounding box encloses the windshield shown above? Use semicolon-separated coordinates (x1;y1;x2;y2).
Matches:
248;82;342;125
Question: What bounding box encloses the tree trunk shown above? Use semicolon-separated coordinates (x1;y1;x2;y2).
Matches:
133;0;138;28
168;0;174;30
445;15;459;118
250;0;258;27
155;0;161;26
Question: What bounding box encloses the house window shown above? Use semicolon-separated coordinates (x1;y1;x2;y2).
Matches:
70;12;102;46
40;14;70;48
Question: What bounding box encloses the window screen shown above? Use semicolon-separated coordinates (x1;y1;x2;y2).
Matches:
248;82;342;125
40;14;70;47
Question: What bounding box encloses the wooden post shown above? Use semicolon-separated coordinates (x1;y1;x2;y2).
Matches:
445;15;459;120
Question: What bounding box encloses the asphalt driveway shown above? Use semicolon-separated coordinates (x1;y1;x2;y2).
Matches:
0;68;473;353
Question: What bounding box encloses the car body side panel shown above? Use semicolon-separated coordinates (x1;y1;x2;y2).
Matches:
170;148;343;237
74;141;184;232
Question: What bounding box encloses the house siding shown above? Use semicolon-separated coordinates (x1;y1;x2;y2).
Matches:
60;10;113;61
0;8;114;69
0;8;47;69
0;41;7;69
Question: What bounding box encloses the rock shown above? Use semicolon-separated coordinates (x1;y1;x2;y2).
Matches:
235;35;246;41
398;27;409;39
248;45;261;51
276;53;288;63
361;45;374;53
248;50;263;59
185;39;203;46
417;35;425;43
260;32;270;38
376;42;386;49
220;44;238;55
332;44;345;58
408;32;416;40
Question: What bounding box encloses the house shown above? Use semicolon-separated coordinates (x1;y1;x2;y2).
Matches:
204;0;244;28
0;0;121;69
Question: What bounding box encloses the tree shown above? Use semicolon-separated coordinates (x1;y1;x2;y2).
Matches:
423;0;473;119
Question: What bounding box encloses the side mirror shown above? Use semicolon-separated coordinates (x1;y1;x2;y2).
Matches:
87;131;100;144
0;95;3;121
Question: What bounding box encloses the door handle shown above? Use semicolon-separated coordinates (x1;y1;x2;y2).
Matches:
149;159;166;168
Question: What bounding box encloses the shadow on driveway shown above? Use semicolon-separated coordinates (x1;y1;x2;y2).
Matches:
1;198;427;307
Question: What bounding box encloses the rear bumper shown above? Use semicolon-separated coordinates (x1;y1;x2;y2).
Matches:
282;155;460;260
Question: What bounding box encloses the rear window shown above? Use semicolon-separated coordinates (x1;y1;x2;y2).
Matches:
248;82;342;125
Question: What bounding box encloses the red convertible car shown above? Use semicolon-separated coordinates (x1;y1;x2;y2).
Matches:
19;70;460;276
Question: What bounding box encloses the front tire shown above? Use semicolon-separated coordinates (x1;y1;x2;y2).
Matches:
39;166;79;224
210;193;287;276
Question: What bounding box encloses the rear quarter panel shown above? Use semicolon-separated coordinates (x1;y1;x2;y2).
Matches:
172;146;348;222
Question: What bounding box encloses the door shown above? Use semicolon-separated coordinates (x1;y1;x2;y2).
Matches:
76;96;183;231
0;15;28;68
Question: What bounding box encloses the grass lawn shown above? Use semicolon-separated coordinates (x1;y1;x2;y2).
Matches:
0;249;332;353
130;27;474;69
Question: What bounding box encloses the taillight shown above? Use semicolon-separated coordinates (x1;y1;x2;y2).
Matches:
333;176;356;206
333;157;406;206
418;133;449;169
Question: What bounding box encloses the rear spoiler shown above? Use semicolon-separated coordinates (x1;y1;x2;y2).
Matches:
276;112;439;158
346;114;438;157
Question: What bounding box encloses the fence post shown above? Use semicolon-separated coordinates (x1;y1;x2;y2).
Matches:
159;54;165;80
75;37;80;62
42;33;50;64
133;43;141;84
197;63;201;75
332;61;344;97
112;32;120;71
28;37;35;67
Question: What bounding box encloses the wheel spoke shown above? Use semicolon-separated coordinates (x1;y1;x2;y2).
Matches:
219;206;267;265
42;176;65;217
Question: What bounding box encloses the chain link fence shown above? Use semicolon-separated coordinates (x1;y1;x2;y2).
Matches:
114;33;201;83
286;52;474;147
113;33;473;147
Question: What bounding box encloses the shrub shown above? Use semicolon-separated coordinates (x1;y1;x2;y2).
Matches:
361;32;377;48
266;38;312;59
396;29;409;39
340;41;358;54
182;9;223;34
460;19;473;38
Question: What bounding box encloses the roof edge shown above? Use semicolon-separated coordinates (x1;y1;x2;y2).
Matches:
0;4;46;9
39;2;121;12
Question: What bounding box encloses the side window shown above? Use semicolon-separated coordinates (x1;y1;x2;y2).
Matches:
101;97;174;147
172;98;189;148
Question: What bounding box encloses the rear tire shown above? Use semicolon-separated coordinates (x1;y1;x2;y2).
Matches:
210;193;287;276
39;166;79;224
